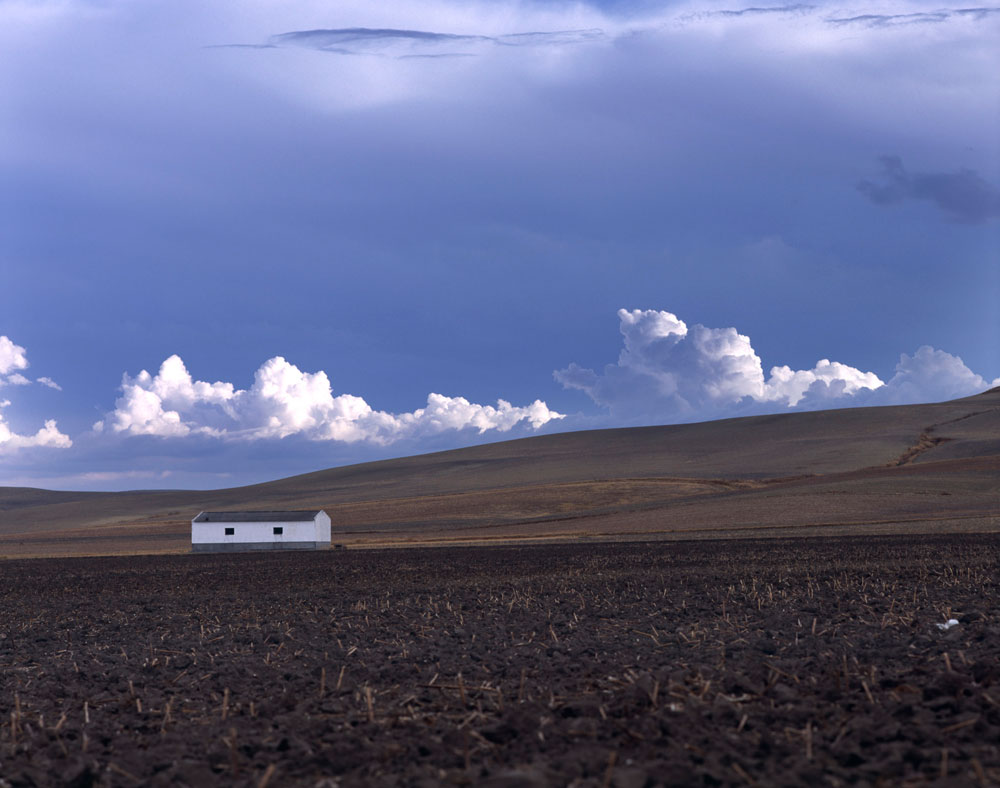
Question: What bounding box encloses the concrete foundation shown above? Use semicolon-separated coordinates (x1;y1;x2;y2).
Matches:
191;542;328;553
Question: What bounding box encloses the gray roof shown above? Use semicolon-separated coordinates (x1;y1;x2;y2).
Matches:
192;510;323;523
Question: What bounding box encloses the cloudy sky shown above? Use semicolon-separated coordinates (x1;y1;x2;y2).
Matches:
2;0;998;490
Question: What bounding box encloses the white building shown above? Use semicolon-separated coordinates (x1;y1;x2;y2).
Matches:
191;510;331;553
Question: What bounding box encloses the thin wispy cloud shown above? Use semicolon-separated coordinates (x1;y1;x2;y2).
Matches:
227;26;610;59
272;28;492;48
682;3;1000;26
495;29;606;45
688;4;816;19
206;43;279;50
828;6;1000;26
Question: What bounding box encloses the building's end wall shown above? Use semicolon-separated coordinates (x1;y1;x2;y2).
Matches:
316;511;332;544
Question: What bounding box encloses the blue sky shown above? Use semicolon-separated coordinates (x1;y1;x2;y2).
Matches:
2;0;998;490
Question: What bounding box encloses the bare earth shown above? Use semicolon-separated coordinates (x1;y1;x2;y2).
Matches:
2;394;999;787
0;389;997;556
1;537;998;786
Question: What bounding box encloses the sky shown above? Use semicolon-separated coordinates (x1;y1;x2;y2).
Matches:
2;0;998;491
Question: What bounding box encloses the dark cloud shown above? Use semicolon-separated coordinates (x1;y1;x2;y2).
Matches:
270;28;492;50
495;30;605;46
858;156;1000;224
712;5;816;18
828;7;1000;26
676;5;815;25
675;5;1000;29
397;53;478;60
953;7;1000;18
204;44;279;50
257;27;605;58
828;11;950;26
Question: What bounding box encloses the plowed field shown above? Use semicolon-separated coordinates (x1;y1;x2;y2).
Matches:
2;536;999;786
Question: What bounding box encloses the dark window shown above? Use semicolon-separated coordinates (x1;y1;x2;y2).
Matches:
273;526;283;535
224;527;234;535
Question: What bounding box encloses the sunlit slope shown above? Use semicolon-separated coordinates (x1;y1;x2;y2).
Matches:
213;387;1000;498
0;388;997;553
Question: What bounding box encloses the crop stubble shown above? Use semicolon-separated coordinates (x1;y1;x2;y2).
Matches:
1;535;998;786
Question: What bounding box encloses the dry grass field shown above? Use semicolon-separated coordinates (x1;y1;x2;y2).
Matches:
0;389;997;556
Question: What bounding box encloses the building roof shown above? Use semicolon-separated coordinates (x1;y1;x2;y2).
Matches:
192;511;324;523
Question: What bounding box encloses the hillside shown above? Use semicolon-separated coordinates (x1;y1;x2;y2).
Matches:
1;388;998;556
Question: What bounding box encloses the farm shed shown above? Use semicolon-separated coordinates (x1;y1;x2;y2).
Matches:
191;510;331;553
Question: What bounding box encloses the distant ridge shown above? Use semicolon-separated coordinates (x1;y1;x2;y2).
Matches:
1;389;997;556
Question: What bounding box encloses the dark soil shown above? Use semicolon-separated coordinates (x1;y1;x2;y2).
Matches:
1;535;999;786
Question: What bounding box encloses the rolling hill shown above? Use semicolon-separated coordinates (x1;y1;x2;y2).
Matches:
1;388;997;557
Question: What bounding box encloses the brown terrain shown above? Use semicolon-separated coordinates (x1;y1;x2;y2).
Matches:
0;388;997;556
2;536;999;786
2;394;999;786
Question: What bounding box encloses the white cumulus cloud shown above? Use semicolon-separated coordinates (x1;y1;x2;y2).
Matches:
869;346;999;405
0;411;73;453
555;309;995;422
96;354;563;445
0;336;29;379
0;336;71;453
765;360;885;407
555;309;774;420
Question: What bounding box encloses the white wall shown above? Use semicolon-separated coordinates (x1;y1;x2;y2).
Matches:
191;516;328;545
316;510;332;543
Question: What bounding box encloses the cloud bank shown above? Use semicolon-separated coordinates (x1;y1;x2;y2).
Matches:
208;3;1000;114
95;354;563;445
555;309;997;422
0;336;71;453
232;4;1000;63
